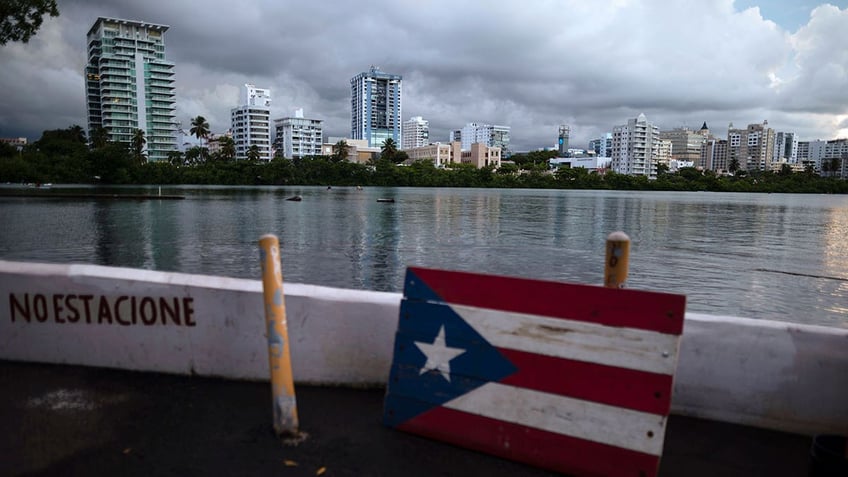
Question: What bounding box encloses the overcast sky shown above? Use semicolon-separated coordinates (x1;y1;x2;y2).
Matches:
1;0;847;151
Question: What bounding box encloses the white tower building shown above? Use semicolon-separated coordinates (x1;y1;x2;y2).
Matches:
274;108;324;159
231;84;272;161
450;123;510;152
611;113;660;178
402;116;429;149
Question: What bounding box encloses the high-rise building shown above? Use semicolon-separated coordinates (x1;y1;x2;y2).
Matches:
702;138;729;172
273;109;323;159
350;66;402;148
804;139;848;176
773;132;798;164
558;125;570;157
402;116;429;149
588;133;612;157
450;123;511;153
657;139;673;168
85;17;177;162
660;126;708;163
611;113;660;178
231;84;272;161
727;121;775;172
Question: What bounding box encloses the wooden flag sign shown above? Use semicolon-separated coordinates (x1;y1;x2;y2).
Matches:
383;267;686;477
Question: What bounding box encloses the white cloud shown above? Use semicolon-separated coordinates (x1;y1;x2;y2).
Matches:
0;0;845;150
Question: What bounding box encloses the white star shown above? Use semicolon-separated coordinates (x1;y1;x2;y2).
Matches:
414;325;466;382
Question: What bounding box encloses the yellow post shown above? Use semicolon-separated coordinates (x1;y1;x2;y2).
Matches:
604;231;631;289
258;234;299;436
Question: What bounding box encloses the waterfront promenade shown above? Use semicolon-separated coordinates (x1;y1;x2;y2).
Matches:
1;360;812;477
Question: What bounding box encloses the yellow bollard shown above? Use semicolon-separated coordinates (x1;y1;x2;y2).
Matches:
604;231;631;289
258;234;299;436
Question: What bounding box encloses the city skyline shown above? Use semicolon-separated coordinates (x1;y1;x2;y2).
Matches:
1;0;847;151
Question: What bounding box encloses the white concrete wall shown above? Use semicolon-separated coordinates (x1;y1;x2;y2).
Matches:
1;260;846;435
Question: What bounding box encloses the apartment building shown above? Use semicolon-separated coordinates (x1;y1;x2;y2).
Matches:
231;84;272;161
402;116;429;149
588;133;612;158
727;121;775;172
610;113;660;178
274;109;323;159
350;66;402;148
84;17;177;161
450;123;511;152
660;126;708;163
702;138;729;172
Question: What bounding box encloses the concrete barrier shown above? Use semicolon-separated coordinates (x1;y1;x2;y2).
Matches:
1;260;846;435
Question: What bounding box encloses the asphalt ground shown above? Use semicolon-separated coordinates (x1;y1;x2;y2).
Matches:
0;360;813;477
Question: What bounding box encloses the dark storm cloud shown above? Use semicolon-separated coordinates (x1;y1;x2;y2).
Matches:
1;0;846;149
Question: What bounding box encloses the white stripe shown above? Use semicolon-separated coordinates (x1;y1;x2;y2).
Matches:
452;304;680;375
445;382;667;456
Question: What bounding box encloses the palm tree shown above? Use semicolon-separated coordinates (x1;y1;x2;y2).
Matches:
90;127;109;149
247;145;261;162
190;115;210;161
218;136;236;162
167;150;184;167
332;140;350;162
728;157;740;175
69;125;86;144
131;128;146;165
381;138;398;161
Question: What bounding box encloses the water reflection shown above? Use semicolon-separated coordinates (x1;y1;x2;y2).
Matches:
1;187;847;328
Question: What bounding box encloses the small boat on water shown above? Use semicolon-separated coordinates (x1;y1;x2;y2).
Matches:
377;198;395;203
286;195;302;202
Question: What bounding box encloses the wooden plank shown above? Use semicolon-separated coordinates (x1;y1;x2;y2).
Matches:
399;300;681;375
404;267;685;335
385;267;686;477
387;394;661;477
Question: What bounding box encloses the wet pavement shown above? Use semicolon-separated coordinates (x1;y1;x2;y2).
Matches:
0;360;812;476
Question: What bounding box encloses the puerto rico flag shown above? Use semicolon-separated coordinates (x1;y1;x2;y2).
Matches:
383;267;686;477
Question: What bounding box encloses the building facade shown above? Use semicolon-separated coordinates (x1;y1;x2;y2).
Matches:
657;139;673;169
402;116;429;149
702;138;729;172
549;156;611;173
404;141;501;169
610;113;660;178
231;84;272;161
85;17;177;162
659;126;708;163
588;133;612;158
0;137;27;151
727;121;775;172
773;132;798;164
350;66;402;148
274;109;323;159
809;138;848;177
558;125;570;157
460;143;502;169
450;123;511;152
321;138;379;164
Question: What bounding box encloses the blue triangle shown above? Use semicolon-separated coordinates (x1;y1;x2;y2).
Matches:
384;296;517;427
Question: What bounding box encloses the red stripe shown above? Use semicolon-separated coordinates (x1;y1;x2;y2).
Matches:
407;267;685;335
498;348;673;415
399;404;660;477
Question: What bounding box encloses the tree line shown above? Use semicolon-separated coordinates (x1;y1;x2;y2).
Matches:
1;125;847;194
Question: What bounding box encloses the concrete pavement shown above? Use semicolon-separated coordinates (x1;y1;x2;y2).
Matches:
0;360;812;476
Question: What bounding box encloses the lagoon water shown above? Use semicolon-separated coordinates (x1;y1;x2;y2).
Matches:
1;185;846;328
